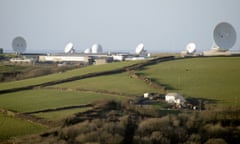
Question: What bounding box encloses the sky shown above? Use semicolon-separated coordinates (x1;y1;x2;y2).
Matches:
0;0;240;53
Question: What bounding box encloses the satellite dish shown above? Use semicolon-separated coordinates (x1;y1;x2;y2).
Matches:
84;48;91;54
186;42;196;54
213;22;236;51
135;43;144;54
12;36;27;54
64;42;75;53
91;44;103;53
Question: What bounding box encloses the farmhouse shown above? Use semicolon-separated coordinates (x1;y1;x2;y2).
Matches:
165;93;186;105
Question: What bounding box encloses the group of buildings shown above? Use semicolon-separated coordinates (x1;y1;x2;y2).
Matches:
9;43;150;65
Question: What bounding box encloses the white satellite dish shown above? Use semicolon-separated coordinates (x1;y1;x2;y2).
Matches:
12;36;27;54
186;42;196;54
64;42;75;53
91;44;103;53
213;22;236;51
84;48;91;54
135;43;144;54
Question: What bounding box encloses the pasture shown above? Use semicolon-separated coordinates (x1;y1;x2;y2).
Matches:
1;56;240;141
0;113;46;141
0;89;126;113
51;72;161;96
0;61;138;91
140;57;240;107
33;107;91;120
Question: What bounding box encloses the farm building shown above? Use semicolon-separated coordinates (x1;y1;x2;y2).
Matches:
165;93;186;105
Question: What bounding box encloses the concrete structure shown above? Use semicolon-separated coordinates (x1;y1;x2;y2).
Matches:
10;58;36;64
202;49;232;56
165;93;186;105
94;57;113;65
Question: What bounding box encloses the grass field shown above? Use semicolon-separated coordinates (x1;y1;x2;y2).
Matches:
0;61;138;91
0;113;46;141
1;56;240;141
0;89;126;113
32;107;91;121
51;72;161;96
0;64;29;73
140;57;240;107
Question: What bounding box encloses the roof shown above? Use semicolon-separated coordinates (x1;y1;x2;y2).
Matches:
166;93;180;97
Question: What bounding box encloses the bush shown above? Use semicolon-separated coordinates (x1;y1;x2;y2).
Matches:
204;138;227;144
203;123;227;138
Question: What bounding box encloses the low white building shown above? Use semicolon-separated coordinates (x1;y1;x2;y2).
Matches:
38;55;90;63
165;93;186;105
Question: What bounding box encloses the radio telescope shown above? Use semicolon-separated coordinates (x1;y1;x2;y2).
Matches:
212;22;236;51
64;42;75;54
12;36;27;54
181;42;197;57
135;43;148;56
186;42;197;54
135;43;144;54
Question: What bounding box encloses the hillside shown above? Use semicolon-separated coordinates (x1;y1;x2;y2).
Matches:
140;57;240;107
0;56;240;143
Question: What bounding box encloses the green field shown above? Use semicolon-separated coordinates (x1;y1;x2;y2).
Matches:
140;57;240;107
0;61;138;91
33;107;91;120
0;113;46;141
1;57;240;141
0;64;29;73
51;72;160;96
0;89;125;113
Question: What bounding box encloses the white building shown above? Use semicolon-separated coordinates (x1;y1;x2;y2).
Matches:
38;55;90;63
165;93;186;105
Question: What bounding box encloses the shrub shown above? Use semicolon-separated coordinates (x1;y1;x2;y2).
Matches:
204;138;227;144
185;134;201;144
203;123;227;138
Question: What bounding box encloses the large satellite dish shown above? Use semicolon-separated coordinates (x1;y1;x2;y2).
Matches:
135;43;144;54
91;44;103;53
64;42;75;53
186;42;196;54
213;22;236;51
12;36;27;54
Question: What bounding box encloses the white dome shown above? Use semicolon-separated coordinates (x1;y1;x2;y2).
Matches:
84;48;92;54
91;44;103;53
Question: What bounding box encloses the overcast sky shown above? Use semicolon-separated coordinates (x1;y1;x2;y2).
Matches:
0;0;239;53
